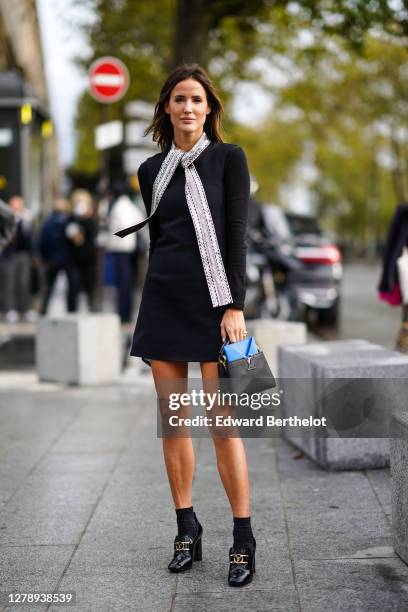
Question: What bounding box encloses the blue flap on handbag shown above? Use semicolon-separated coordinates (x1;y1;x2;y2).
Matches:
224;336;259;362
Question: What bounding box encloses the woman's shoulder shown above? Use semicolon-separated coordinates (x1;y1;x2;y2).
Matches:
211;141;244;154
138;150;166;182
140;150;165;170
210;143;248;172
210;142;247;164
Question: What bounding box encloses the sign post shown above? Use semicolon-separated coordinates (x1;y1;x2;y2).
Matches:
88;57;130;197
88;57;130;311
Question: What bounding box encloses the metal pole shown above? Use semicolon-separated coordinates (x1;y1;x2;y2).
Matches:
95;104;110;311
20;123;30;203
98;104;110;197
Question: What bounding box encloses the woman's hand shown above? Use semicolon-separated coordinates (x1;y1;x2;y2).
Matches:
220;308;247;343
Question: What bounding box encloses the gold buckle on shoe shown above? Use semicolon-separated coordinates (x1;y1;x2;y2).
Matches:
175;541;190;551
230;553;248;564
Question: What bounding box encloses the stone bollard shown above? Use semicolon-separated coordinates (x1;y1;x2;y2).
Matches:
246;319;307;376
36;314;121;385
278;339;408;470
391;412;408;565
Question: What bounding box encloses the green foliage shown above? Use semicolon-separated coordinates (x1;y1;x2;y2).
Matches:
228;120;304;203
71;0;175;174
70;0;408;246
273;31;408;240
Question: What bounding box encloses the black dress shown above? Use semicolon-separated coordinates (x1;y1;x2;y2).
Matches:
130;141;250;365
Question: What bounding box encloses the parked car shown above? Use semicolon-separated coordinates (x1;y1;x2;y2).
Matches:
285;212;343;326
245;201;301;321
245;202;342;327
245;227;301;321
284;211;343;326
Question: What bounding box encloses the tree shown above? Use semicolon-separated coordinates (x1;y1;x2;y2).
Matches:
70;0;408;250
272;32;408;244
71;0;408;175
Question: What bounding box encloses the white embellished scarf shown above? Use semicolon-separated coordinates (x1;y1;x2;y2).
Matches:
115;132;233;308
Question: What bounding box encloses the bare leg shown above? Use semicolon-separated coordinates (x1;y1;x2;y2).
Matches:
200;361;250;517
151;360;195;509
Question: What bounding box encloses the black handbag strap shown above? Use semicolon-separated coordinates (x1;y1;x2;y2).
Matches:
219;338;230;359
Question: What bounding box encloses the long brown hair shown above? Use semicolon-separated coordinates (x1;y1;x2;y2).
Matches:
145;64;224;152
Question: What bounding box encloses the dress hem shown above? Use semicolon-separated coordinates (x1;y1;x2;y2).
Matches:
130;351;220;366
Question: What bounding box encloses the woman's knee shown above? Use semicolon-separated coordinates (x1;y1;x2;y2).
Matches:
149;361;191;436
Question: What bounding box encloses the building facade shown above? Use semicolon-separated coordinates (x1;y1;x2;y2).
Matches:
0;0;57;213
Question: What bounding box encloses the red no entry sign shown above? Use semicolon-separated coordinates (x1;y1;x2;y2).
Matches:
89;57;129;103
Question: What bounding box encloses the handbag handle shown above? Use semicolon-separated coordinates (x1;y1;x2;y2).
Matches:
219;337;230;358
218;337;230;369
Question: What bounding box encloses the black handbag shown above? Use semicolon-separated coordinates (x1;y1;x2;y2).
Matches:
218;338;276;396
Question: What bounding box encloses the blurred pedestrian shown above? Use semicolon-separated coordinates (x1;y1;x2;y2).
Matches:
104;181;144;323
39;197;78;315
66;190;98;311
378;202;408;352
0;200;17;314
94;192;111;310
1;196;36;322
0;199;16;254
128;175;150;299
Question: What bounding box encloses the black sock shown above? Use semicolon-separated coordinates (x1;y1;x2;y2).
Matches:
233;516;254;549
176;506;197;538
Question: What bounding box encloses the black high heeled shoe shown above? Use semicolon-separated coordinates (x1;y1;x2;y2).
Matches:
168;514;203;573
228;537;256;587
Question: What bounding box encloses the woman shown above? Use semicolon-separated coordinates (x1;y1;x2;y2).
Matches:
116;64;255;587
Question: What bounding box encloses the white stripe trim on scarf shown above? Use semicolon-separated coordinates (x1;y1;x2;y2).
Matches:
115;132;233;308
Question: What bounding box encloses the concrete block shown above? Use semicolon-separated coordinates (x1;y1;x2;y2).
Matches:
278;339;408;470
36;314;121;385
246;319;307;375
390;411;408;565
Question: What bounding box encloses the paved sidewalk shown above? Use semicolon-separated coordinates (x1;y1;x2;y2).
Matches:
0;366;407;612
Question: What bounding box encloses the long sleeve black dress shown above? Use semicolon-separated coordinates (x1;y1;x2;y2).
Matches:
130;141;250;365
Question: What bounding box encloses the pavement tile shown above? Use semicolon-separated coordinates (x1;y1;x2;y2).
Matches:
365;468;392;519
283;508;392;560
50;431;129;454
0;504;95;546
0;544;75;612
34;452;119;474
172;590;299;612
48;572;175;612
1;372;408;611
5;472;109;509
296;558;408;612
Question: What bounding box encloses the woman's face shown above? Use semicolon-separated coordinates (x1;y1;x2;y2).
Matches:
165;78;211;140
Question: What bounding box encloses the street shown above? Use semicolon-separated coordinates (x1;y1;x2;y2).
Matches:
0;369;407;612
0;263;407;611
314;263;401;349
